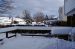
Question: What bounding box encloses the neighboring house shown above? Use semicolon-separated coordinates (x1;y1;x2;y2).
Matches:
32;22;36;25
13;18;26;25
64;0;75;16
64;0;75;41
44;20;58;25
0;17;12;25
0;17;26;25
64;0;75;26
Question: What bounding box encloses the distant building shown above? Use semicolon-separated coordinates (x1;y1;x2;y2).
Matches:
0;17;12;25
59;7;63;20
64;0;75;26
0;17;26;25
44;15;57;25
58;6;67;21
13;17;26;25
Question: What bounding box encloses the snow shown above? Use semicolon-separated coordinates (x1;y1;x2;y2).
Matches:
51;27;72;35
0;27;75;49
0;26;74;34
0;33;6;39
0;27;17;33
0;17;12;25
32;22;36;25
70;27;75;34
0;34;75;49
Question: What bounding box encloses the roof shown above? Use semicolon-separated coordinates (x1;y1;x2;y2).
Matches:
13;18;25;22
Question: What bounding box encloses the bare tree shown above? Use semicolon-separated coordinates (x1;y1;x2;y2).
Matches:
33;12;45;22
22;10;31;19
22;10;32;24
0;0;14;14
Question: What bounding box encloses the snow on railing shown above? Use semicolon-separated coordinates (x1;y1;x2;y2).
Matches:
51;27;72;35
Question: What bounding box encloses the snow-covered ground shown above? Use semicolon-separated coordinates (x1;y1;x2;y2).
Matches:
0;34;75;49
0;33;6;39
0;27;75;49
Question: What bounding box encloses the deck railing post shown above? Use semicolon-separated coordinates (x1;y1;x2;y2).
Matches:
6;32;8;38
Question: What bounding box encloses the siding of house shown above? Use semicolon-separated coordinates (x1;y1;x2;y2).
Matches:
64;0;75;16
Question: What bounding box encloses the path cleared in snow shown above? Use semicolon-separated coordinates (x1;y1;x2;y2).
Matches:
0;34;75;49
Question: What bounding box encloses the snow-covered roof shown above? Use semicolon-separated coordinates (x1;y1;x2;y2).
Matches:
0;17;12;25
13;18;25;22
0;17;10;19
32;22;36;25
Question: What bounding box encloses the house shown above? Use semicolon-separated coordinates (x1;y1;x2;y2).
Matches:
13;17;26;25
64;0;75;26
0;17;12;25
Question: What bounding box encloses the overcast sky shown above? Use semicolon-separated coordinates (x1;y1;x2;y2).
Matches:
11;0;64;17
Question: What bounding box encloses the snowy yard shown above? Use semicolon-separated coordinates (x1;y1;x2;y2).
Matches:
0;34;75;49
0;27;75;49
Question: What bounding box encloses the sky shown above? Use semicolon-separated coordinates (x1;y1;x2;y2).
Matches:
11;0;64;17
